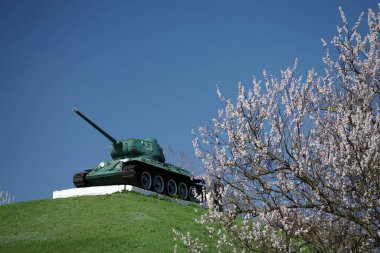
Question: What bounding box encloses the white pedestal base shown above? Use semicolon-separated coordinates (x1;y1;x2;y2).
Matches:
52;185;194;206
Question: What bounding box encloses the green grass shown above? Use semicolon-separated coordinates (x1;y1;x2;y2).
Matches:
0;192;205;253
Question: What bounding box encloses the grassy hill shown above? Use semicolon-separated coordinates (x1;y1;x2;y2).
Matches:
0;192;205;253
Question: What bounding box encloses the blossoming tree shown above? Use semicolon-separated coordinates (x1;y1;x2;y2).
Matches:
175;5;380;252
0;188;14;206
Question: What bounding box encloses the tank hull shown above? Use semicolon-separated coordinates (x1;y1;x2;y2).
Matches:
74;158;204;202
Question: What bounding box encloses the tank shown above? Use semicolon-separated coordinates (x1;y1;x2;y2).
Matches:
72;108;204;202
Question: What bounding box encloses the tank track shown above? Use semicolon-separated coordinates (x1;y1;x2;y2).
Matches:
123;162;205;202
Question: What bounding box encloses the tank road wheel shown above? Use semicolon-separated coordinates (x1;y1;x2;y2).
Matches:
178;182;188;200
189;186;198;202
153;175;165;194
141;171;152;190
167;179;177;197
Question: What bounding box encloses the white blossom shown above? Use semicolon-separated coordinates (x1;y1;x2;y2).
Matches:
177;4;380;253
0;188;14;206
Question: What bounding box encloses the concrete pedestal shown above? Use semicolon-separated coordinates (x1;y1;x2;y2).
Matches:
52;185;194;206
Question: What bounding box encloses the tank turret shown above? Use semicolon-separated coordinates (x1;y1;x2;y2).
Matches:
71;108;205;202
72;108;165;162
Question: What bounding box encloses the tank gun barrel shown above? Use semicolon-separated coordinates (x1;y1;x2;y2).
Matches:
72;107;118;144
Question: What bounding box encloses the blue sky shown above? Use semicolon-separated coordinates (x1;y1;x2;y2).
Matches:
0;0;376;202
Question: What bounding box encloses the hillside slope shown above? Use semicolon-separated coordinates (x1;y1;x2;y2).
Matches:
0;192;204;253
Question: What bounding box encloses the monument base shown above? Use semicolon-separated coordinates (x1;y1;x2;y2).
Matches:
52;185;194;206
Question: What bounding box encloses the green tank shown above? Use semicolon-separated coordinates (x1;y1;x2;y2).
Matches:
72;108;204;202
